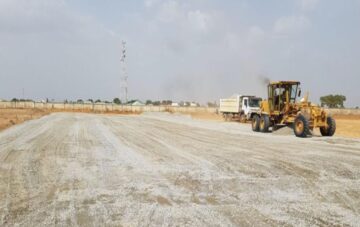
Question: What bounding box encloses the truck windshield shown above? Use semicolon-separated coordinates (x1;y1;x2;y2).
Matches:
249;99;261;107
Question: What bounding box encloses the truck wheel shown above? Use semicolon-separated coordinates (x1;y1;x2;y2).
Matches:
294;115;310;138
252;115;260;132
320;116;336;136
240;114;247;123
259;115;270;132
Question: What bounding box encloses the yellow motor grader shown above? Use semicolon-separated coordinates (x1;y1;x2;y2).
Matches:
252;81;336;137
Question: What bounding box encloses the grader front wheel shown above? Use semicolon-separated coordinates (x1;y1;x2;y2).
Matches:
294;115;310;138
252;115;260;132
259;115;270;132
320;116;336;136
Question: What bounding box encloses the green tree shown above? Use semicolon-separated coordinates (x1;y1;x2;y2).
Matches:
77;99;84;103
145;100;152;105
161;100;172;106
320;95;346;108
87;99;94;103
11;98;18;102
152;101;161;106
113;98;121;104
95;99;102;103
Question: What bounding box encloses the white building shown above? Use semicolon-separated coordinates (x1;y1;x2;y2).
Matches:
131;100;145;106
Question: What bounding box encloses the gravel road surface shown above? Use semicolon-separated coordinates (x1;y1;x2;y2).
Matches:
0;113;359;226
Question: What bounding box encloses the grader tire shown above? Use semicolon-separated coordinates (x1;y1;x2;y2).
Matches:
294;115;310;138
252;115;260;132
259;115;270;133
320;116;336;137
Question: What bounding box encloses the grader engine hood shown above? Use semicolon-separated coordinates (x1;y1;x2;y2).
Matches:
299;102;327;127
260;100;270;114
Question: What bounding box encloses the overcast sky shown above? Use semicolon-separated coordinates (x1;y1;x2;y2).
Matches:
0;0;359;106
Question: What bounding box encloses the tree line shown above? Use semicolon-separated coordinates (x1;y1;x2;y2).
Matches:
320;94;347;108
7;98;203;106
6;95;357;109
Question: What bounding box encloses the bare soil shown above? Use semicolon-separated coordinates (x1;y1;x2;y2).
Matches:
0;112;359;226
2;109;359;139
0;108;141;132
333;114;360;120
191;112;360;139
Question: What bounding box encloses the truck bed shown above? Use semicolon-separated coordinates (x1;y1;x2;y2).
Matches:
219;98;241;113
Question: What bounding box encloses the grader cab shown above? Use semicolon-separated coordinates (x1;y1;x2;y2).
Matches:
252;81;336;137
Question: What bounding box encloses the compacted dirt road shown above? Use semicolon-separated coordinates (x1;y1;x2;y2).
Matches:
0;113;359;226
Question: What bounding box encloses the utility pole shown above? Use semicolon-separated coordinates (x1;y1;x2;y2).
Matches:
120;40;128;104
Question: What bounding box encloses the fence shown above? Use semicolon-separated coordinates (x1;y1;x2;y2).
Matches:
0;101;217;113
1;101;359;115
326;108;360;115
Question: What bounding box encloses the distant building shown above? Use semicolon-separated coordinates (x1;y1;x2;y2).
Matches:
179;101;190;107
171;102;179;107
190;102;200;107
131;100;145;106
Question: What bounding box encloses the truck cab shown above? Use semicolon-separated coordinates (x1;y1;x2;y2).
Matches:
243;96;262;118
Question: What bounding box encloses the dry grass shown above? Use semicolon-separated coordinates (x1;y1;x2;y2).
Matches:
189;112;223;121
0;108;50;131
333;115;360;139
333;114;360;120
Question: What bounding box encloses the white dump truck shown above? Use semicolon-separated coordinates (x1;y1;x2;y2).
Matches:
219;95;262;122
